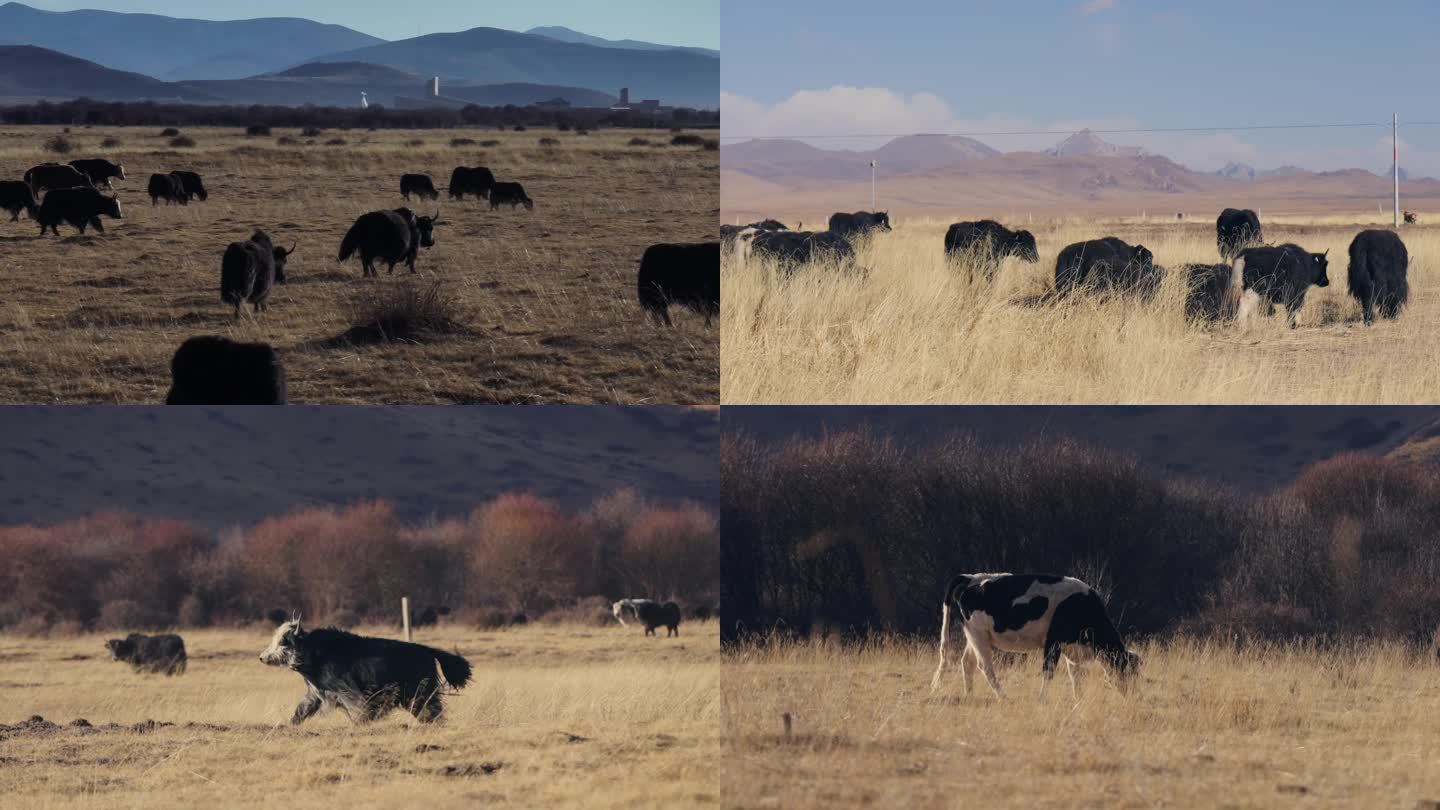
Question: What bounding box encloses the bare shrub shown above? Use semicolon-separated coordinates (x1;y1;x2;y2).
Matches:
100;136;122;148
703;138;719;151
276;136;299;146
169;135;196;148
44;135;75;154
406;138;425;147
245;124;272;136
342;280;469;344
301;127;323;137
513;125;527;132
539;137;560;148
159;127;180;137
480;139;501;147
671;133;704;147
450;137;477;147
324;138;347;146
628;137;652;147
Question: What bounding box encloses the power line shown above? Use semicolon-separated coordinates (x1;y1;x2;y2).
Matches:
719;120;1440;142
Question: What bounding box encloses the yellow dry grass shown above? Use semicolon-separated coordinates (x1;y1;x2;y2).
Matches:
720;214;1440;404
0;126;718;403
723;636;1440;809
0;622;719;809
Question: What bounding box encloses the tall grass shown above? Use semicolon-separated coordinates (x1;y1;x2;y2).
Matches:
721;215;1439;403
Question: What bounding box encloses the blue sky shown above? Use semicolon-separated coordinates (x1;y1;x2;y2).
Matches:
722;0;1440;174
20;1;719;48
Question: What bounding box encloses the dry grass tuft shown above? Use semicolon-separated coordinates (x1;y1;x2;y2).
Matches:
341;280;471;344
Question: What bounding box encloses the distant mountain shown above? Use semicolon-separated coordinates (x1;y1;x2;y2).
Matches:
0;45;218;103
1215;161;1256;182
313;27;719;108
180;61;616;108
721;134;999;184
526;25;719;58
0;2;385;80
1046;128;1145;158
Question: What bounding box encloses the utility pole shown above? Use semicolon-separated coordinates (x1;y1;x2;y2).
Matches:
1393;113;1400;228
870;160;876;210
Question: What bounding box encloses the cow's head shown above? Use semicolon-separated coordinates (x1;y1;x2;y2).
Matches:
872;212;892;232
1013;230;1040;263
116;164;126;180
105;637;135;661
1133;244;1154;269
1312;250;1330;287
107;195;123;219
611;600;633;625
1109;649;1143;692
259;618;304;667
273;242;296;284
417;211;442;247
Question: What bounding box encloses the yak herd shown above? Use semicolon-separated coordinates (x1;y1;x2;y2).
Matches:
725;206;1413;328
2;146;720;404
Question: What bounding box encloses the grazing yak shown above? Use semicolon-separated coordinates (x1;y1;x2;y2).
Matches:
721;219;788;250
1054;237;1158;296
1347;229;1408;325
338;208;442;277
413;606;451;627
401;173;440;201
221;230;294;316
1182;262;1236;322
747;230;856;270
24;162;92;194
147;173;189;205
107;633;187;676
1230;244;1329;327
36;187;122;236
69;158;125;190
169;170;208;202
1216;207;1263;261
259;618;472;725
929;573;1139;699
488;181;534;210
828;210;891;239
611;599;682;637
165;336;287;405
0;180;39;222
448;166;496;200
638;242;720;327
944;220;1040;275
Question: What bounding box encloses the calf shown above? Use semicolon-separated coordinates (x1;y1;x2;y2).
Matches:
148;173;189;205
612;599;682;637
1054;237;1158;296
36;187;122;236
221;230;293;316
260;619;472;724
169;170;208;202
638;242;720;326
1216;207;1263;262
401;173;440;201
1230;244;1329;327
0;180;39;222
107;633;187;676
929;573;1139;699
488;181;534;210
828;210;891;239
944;220;1040;276
1347;229;1408;325
1182;262;1236;323
165;336;287;405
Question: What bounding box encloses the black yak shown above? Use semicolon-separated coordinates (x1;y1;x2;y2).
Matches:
944;220;1040;275
488;181;534;210
828;210;891;239
1054;237;1158;296
259;619;472;725
1182;262;1236;322
0;180;39;222
611;599;682;637
448;166;495;200
1216;207;1263;261
401;173;440;201
165;336;287;405
1231;244;1329;327
221;230;293;316
638;242;720;327
36;187;122;236
24;162;92;194
747;230;856;270
107;633;187;676
148;173;189;205
69;158;126;189
169;170;208;202
338;208;442;277
1347;229;1408;325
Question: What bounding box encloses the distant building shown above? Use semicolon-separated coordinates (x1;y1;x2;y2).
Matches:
611;87;632;111
430;77;440;98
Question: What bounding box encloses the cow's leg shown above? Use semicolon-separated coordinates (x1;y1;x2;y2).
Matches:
1236;289;1261;324
291;687;324;725
1038;640;1063;700
960;643;977;695
90;217;103;233
968;635;1004;698
1065;658;1080;700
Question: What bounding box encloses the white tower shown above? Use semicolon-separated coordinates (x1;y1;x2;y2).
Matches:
361;91;369;109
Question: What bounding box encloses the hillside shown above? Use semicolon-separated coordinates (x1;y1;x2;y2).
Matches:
0;407;718;529
0;45;217;103
527;25;719;58
0;1;384;80
315;27;719;108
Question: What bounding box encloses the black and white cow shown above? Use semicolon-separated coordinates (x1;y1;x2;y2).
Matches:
612;599;681;637
106;633;187;676
929;573;1139;699
259;619;472;725
1229;244;1329;327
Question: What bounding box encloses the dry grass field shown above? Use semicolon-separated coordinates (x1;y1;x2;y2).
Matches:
721;212;1440;404
0;622;719;809
0;126;718;403
723;636;1440;809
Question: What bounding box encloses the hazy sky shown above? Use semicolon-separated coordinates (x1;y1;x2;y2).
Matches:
722;0;1440;175
18;0;719;48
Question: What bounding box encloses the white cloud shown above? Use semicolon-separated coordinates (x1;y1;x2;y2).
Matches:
1079;0;1117;14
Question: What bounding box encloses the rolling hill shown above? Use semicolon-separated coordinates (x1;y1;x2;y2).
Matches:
0;1;385;81
0;407;718;530
526;25;720;58
0;45;217;103
314;26;719;108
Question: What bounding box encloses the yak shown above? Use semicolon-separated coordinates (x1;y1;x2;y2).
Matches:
401;173;440;201
1054;237;1158;296
944;220;1040;275
1347;229;1408;325
1216;207;1263;261
69;158;126;190
165;336;288;405
828;211;891;239
221;230;294;316
107;633;187;676
448;166;496;200
148;173;189;205
0;180;39;222
338;208;442;277
169;170;208;202
36;187;122;235
25;162;92;194
637;242;720;327
611;599;682;637
1230;244;1329;327
488;181;534;210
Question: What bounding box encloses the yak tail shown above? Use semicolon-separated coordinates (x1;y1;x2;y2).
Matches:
338;224;360;263
930;575;968;692
431;647;472;690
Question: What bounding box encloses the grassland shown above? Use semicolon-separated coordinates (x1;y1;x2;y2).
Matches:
0;622;719;809
721;212;1439;404
0;126;718;403
723;636;1440;809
